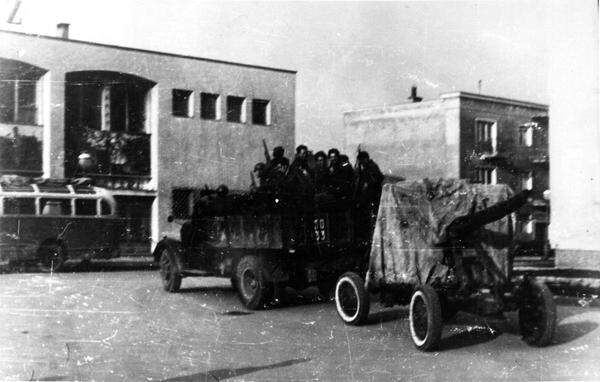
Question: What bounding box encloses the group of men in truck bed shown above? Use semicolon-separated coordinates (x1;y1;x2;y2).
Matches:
250;143;384;227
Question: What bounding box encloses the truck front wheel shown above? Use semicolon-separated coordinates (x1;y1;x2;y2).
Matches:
159;247;182;292
235;256;273;310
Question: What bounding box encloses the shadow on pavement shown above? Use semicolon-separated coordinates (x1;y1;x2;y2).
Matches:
438;326;501;351
551;321;599;345
178;286;236;294
366;308;408;325
160;358;310;382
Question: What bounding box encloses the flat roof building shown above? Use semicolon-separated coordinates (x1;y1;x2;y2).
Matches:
0;29;296;253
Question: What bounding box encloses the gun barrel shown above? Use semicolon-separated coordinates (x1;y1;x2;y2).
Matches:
447;190;531;239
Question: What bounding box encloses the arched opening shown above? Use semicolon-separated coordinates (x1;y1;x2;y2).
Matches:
0;58;47;175
64;71;155;178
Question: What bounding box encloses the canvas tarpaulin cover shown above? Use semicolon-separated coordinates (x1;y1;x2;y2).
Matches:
366;179;514;289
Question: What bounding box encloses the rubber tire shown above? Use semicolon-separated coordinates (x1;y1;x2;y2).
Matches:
409;285;443;351
235;256;272;310
334;272;370;325
518;281;556;346
159;247;182;293
38;242;66;273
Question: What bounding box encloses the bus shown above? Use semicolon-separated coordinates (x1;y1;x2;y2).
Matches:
0;178;124;271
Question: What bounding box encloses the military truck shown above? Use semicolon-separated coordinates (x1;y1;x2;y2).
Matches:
154;190;369;309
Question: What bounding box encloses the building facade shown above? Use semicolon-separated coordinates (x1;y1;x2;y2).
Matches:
0;29;296;253
344;90;549;250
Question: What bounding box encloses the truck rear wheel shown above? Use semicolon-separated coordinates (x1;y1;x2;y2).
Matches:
519;281;556;346
334;272;370;325
235;256;273;310
159;247;182;292
409;285;443;351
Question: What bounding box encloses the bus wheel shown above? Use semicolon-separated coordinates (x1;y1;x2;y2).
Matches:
334;272;370;325
235;256;272;310
409;285;443;351
159;247;182;292
38;243;66;273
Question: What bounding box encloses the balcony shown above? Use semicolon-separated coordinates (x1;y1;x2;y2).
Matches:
68;127;151;189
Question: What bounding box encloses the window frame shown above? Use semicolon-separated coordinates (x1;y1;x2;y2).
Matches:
474;118;498;154
226;95;247;123
200;92;221;120
251;99;271;126
172;89;194;118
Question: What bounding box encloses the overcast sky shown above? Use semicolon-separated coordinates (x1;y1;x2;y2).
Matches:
2;0;591;151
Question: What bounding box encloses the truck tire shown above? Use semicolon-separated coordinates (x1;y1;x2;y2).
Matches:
519;281;556;346
159;247;182;292
38;242;66;273
409;285;443;351
334;272;370;325
235;256;273;310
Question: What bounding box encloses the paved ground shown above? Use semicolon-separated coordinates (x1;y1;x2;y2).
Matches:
0;270;599;381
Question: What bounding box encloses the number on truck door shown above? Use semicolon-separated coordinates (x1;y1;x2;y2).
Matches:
313;217;326;242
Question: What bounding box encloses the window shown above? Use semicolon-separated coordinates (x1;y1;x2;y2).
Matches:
475;119;497;154
226;96;246;123
172;189;193;218
172;89;194;118
3;198;35;215
473;167;497;185
75;199;97;216
0;79;40;125
40;198;71;216
252;99;271;125
521;171;533;191
519;124;533;146
200;93;221;120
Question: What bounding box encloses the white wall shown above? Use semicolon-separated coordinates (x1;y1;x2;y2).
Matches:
548;1;600;268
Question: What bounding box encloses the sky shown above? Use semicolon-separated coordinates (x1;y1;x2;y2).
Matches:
0;0;564;150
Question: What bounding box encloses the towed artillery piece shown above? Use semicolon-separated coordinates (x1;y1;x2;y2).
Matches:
334;179;556;351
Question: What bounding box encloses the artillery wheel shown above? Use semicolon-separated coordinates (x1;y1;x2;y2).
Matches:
409;285;443;351
334;272;370;325
519;281;556;346
235;256;272;310
159;247;182;292
38;242;66;273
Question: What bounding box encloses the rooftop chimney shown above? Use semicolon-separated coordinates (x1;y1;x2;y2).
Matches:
57;23;70;39
408;85;422;103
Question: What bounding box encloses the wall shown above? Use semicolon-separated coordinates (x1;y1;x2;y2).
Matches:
457;94;548;196
548;1;600;269
0;31;296;245
344;97;461;180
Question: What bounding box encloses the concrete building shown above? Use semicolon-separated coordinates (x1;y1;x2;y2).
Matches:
344;89;549;250
0;28;296;253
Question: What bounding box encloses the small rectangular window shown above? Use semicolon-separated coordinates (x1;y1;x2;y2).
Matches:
200;93;221;120
75;199;97;216
521;171;533;191
252;99;271;125
473;167;497;185
172;89;194;118
3;198;35;215
40;198;71;216
226;96;246;123
475;119;497;154
519;124;533;147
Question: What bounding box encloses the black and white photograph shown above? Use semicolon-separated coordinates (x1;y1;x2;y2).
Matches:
0;0;599;380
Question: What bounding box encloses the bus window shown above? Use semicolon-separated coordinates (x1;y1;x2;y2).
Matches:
75;199;97;216
40;198;71;216
101;200;112;215
3;198;36;215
